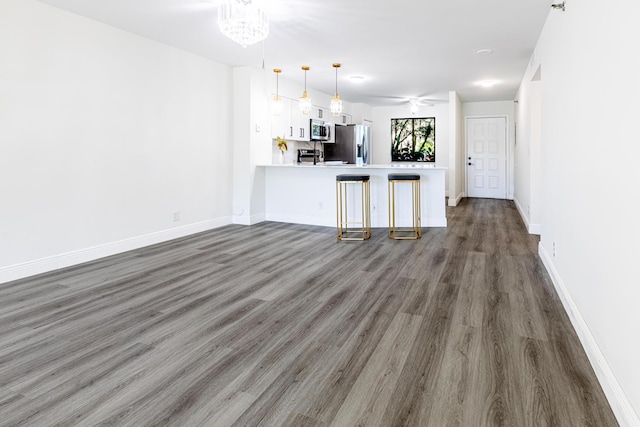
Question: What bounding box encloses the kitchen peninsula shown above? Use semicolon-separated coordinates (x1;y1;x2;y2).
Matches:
259;164;447;228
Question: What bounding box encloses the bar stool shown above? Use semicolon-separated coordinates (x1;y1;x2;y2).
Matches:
388;173;421;240
336;174;371;241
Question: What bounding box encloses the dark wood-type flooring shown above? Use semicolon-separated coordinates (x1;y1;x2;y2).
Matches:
0;199;618;426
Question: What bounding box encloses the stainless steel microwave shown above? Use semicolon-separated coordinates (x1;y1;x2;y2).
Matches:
310;119;332;142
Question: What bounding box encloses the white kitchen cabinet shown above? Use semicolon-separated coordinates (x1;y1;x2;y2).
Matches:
270;97;309;141
340;114;352;125
271;96;350;142
312;107;331;121
290;103;310;141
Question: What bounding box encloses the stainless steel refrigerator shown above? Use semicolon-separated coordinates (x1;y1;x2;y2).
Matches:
324;124;370;165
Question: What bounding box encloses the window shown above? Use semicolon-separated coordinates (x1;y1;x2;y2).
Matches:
391;117;435;162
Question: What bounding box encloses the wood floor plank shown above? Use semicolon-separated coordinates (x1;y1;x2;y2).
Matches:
426;323;481;426
378;280;461;426
466;289;525;426
0;199;619;426
329;312;423;427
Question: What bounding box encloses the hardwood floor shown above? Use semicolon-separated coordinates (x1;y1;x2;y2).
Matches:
0;199;618;426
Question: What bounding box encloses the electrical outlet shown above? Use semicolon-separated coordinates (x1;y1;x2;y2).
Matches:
173;211;180;222
552;241;556;258
318;201;323;210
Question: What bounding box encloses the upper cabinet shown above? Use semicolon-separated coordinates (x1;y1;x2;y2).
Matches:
270;95;350;142
311;107;330;121
270;96;310;141
291;106;310;141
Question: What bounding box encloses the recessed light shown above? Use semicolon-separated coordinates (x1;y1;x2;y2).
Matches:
476;48;494;56
476;80;499;88
349;76;365;83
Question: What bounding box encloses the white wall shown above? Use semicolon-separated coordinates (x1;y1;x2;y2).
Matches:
371;104;450;194
232;66;271;225
0;0;234;282
515;76;542;234
518;0;640;423
350;103;374;125
448;92;464;205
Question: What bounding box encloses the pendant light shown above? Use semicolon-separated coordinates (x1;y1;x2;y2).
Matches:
331;63;343;116
299;66;312;115
272;68;282;116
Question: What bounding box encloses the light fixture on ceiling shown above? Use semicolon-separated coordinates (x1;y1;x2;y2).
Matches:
331;63;343;117
299;66;312;115
272;68;282;116
476;80;499;88
217;0;269;48
476;48;494;56
409;99;419;115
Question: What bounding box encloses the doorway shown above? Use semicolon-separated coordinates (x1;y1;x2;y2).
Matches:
466;117;507;199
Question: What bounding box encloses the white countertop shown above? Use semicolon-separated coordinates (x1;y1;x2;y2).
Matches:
261;163;447;170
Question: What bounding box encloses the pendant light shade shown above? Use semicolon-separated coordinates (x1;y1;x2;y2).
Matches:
331;63;343;116
273;68;282;116
299;66;312;115
218;0;269;48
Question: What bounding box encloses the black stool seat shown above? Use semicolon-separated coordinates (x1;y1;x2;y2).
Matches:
336;174;370;182
388;173;420;181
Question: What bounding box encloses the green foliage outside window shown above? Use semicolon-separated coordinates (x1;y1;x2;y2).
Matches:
391;117;435;162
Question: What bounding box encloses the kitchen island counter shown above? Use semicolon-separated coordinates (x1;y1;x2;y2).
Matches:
264;163;446;170
258;164;447;228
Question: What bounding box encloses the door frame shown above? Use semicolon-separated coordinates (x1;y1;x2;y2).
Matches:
464;115;511;200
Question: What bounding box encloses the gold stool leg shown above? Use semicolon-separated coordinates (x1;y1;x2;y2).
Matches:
336;180;341;240
388;178;421;240
336;178;371;241
416;180;422;238
388;180;395;238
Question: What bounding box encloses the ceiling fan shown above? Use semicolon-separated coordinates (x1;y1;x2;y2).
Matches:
370;93;448;107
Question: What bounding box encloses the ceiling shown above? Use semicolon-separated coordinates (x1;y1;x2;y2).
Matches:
36;0;552;106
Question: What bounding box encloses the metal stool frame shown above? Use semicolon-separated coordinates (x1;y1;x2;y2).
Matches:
388;175;421;240
336;175;371;241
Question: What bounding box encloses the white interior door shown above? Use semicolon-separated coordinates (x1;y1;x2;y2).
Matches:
466;117;507;199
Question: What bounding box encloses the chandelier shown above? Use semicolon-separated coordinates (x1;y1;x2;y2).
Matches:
218;0;269;48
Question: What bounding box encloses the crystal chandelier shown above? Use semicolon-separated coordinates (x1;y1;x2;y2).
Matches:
272;68;282;116
299;66;312;115
331;63;343;116
218;0;269;48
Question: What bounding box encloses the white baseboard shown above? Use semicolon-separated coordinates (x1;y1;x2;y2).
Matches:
232;213;266;226
265;213;447;228
448;192;464;207
539;243;640;427
0;216;232;285
513;197;541;235
265;213;334;228
528;223;541;234
513;196;525;219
